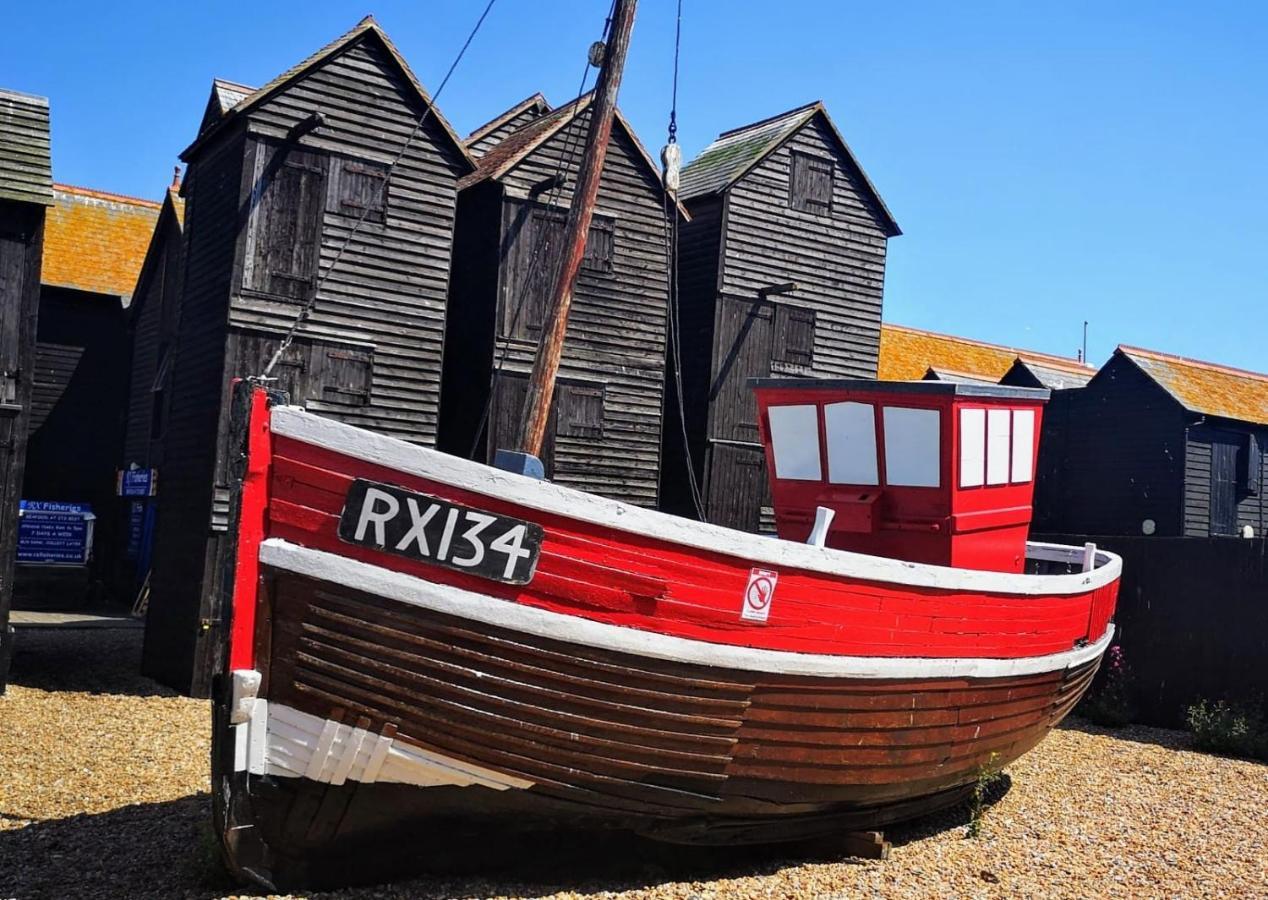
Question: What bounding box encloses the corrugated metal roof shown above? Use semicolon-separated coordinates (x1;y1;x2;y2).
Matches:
42;184;160;300
0;87;54;206
1118;345;1268;426
679;101;899;236
879;323;1094;385
183;17;475;175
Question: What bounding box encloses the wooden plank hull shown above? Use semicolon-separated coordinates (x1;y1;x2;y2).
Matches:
211;391;1119;890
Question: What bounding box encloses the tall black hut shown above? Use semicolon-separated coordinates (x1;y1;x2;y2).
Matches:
0;87;53;688
439;93;680;507
143;18;476;694
663;102;900;530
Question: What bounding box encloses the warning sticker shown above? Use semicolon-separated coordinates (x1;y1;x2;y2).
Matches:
741;567;779;623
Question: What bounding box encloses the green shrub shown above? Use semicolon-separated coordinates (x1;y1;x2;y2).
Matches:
1077;644;1138;727
1185;699;1268;761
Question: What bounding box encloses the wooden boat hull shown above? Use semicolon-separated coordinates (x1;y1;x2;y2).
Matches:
211;390;1118;890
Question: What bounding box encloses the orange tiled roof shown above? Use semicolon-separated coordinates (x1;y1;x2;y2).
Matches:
878;323;1092;383
42;183;161;300
1119;345;1268;426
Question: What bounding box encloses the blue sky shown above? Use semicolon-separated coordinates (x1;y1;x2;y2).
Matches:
4;1;1264;371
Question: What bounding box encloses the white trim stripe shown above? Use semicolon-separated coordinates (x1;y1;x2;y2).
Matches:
260;539;1115;681
269;406;1122;597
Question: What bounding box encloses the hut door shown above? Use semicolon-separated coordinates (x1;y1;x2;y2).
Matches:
709;296;774;443
1210;434;1240;536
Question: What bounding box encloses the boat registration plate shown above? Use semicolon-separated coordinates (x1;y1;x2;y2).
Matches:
338;479;543;584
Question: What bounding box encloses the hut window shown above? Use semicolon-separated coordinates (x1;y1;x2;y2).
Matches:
960;408;986;488
790;151;834;216
825;401;878;485
150;343;173;440
328;158;389;224
244;144;327;301
557;383;605;438
768;404;822;480
882;407;940;488
1011;410;1035;483
312;344;373;408
773;306;815;371
582;215;615;275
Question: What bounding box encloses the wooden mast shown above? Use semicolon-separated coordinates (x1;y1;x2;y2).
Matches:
517;0;639;457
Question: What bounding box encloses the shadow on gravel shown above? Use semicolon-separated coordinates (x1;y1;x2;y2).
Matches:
886;773;1013;848
0;793;231;900
0;789;1001;899
6;627;173;698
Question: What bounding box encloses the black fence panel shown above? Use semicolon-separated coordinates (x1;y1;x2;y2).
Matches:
1035;534;1268;727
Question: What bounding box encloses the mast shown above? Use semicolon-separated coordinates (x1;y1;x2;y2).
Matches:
516;0;639;457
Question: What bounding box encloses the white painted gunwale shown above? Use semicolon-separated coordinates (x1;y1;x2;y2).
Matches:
260;539;1115;680
271;406;1121;597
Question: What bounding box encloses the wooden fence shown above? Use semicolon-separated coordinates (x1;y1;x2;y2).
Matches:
1036;534;1268;728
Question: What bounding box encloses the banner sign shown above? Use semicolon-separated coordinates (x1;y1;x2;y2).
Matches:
17;501;96;565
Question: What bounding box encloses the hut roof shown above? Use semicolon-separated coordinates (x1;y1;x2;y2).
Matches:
0;87;53;206
126;185;185;317
679;100;899;236
1004;357;1095;390
879;323;1093;385
1116;345;1268;426
457;93;688;217
465;92;552;153
923;366;999;385
182;17;475;173
42;184;161;301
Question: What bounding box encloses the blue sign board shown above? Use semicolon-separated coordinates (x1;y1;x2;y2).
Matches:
119;468;156;497
127;501;145;560
17;501;95;565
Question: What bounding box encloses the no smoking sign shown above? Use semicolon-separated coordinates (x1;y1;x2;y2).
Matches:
741;567;779;623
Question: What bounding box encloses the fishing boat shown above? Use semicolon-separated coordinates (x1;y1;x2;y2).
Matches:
211;372;1119;888
207;0;1120;889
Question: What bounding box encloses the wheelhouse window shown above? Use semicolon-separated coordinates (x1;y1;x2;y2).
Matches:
824;401;878;485
767;404;821;480
959;407;1036;488
790;151;834;216
882;407;940;488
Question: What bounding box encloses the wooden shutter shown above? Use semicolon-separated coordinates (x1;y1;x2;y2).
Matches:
581;215;615;275
773;305;815;371
709;296;774;442
790;151;833;215
1241;432;1261;496
706;443;768;532
244;144;327;301
0;233;24;405
557;382;605;438
313;344;373;407
503;202;566;339
490;372;556;474
327;157;389;223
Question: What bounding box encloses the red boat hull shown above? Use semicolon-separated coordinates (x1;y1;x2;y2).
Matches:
212;390;1119;890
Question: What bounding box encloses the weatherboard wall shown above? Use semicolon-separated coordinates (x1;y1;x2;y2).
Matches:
467;102;549;158
441;108;671;507
668;114;892;531
144;34;470;695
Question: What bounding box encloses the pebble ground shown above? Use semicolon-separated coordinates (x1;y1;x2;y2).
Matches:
1;627;1264;900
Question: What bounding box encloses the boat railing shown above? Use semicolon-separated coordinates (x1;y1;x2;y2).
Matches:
1025;540;1114;575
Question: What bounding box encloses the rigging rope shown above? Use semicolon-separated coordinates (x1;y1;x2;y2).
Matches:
660;0;707;520
261;0;499;378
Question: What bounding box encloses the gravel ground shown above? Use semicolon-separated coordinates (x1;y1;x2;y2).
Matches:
2;628;1265;900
